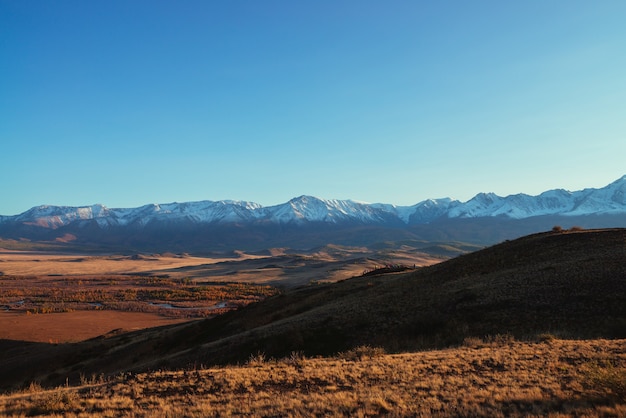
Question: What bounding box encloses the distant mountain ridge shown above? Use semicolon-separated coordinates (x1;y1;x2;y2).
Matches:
2;175;626;228
1;176;625;252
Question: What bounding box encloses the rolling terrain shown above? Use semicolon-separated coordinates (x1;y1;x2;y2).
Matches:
0;244;443;343
1;228;624;395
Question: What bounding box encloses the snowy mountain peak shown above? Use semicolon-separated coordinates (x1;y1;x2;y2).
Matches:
2;176;626;229
268;195;382;223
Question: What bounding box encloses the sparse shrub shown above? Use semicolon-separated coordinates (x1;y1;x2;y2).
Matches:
26;381;42;393
29;388;79;415
552;225;563;233
116;372;130;382
582;360;626;401
569;226;584;232
462;336;485;348
339;345;386;361
283;350;306;367
247;351;267;366
535;333;557;343
79;373;105;385
484;333;515;346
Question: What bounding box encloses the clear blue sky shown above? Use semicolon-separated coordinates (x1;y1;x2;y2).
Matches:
2;1;625;215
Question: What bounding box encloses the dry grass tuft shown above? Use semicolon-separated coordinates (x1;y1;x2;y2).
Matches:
28;388;80;416
582;360;626;401
246;352;267;366
338;345;386;361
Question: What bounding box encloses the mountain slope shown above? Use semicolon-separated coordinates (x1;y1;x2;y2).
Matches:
2;228;625;390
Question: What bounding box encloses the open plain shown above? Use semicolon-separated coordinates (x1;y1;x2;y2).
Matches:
0;246;440;343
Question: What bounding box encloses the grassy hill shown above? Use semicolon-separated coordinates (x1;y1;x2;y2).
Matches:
1;228;625;392
2;339;624;416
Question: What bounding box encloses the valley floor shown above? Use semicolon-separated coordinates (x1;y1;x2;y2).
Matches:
1;338;624;417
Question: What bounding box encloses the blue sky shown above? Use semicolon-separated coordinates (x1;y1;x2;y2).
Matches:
1;1;625;215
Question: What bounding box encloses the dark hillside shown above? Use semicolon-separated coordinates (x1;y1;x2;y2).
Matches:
1;228;625;391
171;228;626;364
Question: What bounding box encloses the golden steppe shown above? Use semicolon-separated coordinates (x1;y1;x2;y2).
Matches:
0;247;440;284
0;338;624;417
0;251;263;278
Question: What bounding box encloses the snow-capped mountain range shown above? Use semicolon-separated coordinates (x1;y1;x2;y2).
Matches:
2;176;626;230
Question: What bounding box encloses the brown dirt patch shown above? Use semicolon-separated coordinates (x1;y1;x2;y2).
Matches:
0;311;189;343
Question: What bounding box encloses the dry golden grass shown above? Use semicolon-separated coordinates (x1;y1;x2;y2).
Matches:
0;248;441;286
1;338;624;417
0;252;262;277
